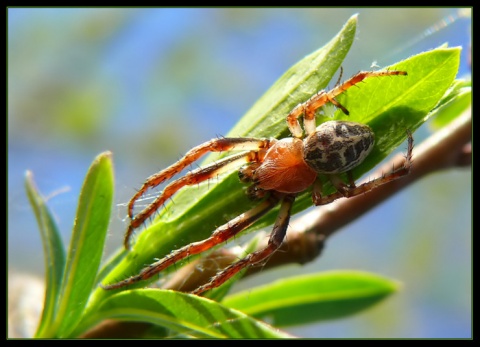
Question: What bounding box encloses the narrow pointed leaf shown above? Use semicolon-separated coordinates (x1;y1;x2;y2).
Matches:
429;79;471;129
25;171;66;337
222;271;400;327
52;151;114;337
77;289;293;339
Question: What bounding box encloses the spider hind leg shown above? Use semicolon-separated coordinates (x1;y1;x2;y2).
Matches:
312;130;414;205
103;193;283;291
191;194;295;295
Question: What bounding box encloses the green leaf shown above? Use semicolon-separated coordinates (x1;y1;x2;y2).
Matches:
50;151;114;338
97;13;359;297
25;171;66;338
94;248;127;287
76;289;293;339
222;271;400;327
429;78;471;130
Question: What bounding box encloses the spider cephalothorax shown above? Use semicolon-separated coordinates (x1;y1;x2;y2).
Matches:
102;69;412;295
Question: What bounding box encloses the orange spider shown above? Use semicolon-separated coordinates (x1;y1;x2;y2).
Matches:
102;69;412;295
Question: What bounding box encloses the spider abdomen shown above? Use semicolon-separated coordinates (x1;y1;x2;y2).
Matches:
303;120;374;174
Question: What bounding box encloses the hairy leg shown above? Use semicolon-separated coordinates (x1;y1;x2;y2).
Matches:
191;194;295;295
128;137;273;218
286;70;407;137
125;138;274;249
126;150;267;249
103;193;282;290
313;130;413;205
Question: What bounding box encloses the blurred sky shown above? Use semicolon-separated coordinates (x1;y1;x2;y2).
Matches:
8;8;471;338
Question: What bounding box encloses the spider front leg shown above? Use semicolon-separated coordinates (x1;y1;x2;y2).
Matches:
313;130;414;205
191;194;295;295
124;137;274;249
102;193;282;290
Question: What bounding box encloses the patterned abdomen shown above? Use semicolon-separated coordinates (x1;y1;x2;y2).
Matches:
303;120;374;174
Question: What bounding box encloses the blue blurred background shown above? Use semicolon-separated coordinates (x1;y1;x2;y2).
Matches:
8;8;471;338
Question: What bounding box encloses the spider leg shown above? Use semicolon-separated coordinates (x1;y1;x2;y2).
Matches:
125;147;271;249
326;70;407;102
286;69;407;138
102;193;282;290
346;170;356;187
313;130;414;205
333;66;344;88
125;137;274;249
128;137;273;219
191;194;295;295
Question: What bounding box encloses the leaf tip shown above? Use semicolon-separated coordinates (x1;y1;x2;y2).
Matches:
24;170;39;197
344;13;358;30
95;150;113;162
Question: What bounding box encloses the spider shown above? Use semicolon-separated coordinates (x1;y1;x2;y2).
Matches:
102;69;413;295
